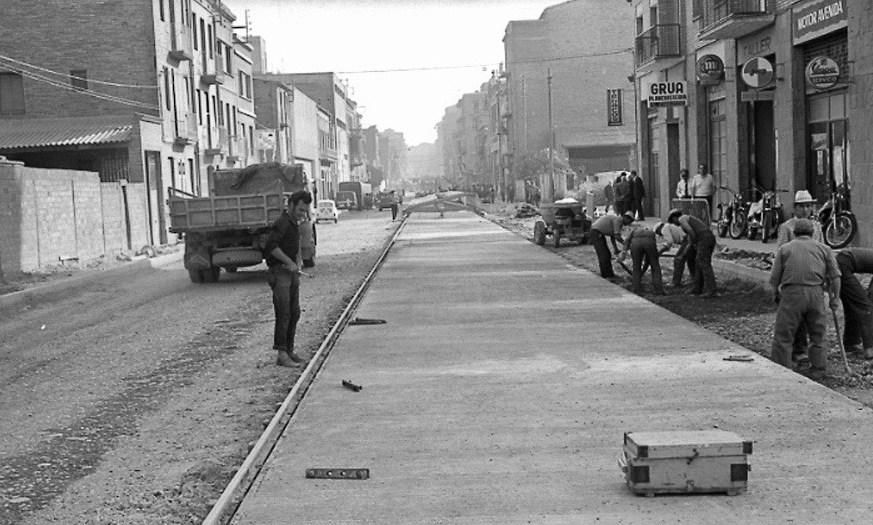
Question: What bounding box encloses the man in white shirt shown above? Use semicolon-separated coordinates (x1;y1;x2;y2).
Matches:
654;221;695;287
691;164;716;218
675;169;691;199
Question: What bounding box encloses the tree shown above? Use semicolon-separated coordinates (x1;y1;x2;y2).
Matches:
511;148;575;202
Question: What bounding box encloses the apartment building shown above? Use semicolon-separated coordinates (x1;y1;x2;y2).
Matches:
291;86;321;190
253;78;294;163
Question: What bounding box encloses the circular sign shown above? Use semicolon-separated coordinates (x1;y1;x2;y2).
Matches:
696;54;725;84
806;56;840;90
741;57;774;89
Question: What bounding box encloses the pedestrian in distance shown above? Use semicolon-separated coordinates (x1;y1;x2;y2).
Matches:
390;190;399;221
629;170;646;220
835;248;873;360
654;220;695;288
769;219;841;379
619;218;664;295
667;208;716;297
590;211;634;279
604;180;615;214
776;190;824;368
675;169;691;199
691;164;716;219
265;190;313;367
613;173;630;216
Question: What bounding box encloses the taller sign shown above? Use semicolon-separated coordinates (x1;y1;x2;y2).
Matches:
647;81;687;108
793;0;847;44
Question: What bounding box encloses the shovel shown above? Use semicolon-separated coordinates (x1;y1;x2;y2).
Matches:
830;305;853;375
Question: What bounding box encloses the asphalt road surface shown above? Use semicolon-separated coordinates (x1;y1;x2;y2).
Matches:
0;209;397;524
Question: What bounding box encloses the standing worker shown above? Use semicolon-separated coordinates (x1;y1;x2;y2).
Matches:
769;219;841;379
265;190;313;367
691;164;716;219
619;221;664;295
590;211;634;279
667;208;716;297
836;248;873;359
390;190;399;221
654;220;695;288
613;173;630;216
629;170;646;220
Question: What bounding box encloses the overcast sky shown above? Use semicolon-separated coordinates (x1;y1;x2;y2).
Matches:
223;0;561;146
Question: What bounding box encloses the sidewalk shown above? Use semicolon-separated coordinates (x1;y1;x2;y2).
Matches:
232;211;873;524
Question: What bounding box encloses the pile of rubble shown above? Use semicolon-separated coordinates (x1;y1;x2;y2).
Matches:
715;247;775;272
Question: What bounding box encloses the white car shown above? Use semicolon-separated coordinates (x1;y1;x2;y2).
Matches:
315;199;340;223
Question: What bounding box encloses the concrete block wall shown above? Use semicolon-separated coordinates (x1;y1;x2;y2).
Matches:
100;183;126;255
125;183;150;251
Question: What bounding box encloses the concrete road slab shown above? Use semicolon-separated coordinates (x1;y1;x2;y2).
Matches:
232;212;873;524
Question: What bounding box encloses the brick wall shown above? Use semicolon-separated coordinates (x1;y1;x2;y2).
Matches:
0;160;150;275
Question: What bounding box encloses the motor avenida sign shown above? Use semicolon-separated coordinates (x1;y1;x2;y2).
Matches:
647;81;687;108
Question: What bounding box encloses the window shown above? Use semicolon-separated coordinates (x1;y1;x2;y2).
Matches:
226;103;231;131
168;0;175;24
808;92;848;199
196;89;203;124
70;69;87;90
636;16;644;35
232;105;237;135
238;72;251;99
192;16;198;50
208;24;214;59
225;44;233;73
0;72;25;114
199;18;206;55
159;0;165;21
163;67;171;111
249;125;254;153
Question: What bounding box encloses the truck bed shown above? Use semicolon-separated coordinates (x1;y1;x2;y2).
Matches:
169;191;284;233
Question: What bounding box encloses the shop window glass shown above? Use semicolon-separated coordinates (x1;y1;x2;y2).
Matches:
830;94;845;120
809;97;828;122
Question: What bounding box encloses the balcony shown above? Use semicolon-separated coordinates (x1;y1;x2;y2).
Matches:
200;62;226;86
226;135;246;163
698;0;774;41
205;128;228;156
635;24;682;69
168;22;193;62
173;114;197;146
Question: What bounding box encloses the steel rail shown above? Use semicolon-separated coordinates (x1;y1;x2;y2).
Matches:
202;216;409;525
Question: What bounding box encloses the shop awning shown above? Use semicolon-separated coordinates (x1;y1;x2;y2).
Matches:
0;115;133;150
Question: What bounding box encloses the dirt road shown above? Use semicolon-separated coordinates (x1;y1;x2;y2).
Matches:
0;210;397;524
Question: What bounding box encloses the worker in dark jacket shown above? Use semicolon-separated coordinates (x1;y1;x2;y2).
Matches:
629;170;646;220
264;190;313;367
613;173;630;215
769;219;841;378
667;208;716;297
836;248;873;359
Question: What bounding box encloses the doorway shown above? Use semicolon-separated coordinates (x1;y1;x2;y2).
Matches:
750;100;776;191
144;151;167;245
665;122;680;218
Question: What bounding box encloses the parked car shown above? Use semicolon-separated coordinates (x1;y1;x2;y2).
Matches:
315;199;340;223
335;191;357;210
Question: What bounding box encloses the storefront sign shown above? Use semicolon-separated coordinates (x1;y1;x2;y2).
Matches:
793;0;847;45
740;90;775;102
647;81;687;107
607;89;623;126
696;55;725;85
806;56;840;90
741;57;775;89
737;27;775;64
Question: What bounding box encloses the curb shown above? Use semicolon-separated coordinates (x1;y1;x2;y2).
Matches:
712;258;770;286
0;250;184;311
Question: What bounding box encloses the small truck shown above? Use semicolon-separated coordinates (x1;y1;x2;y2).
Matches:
168;162;315;283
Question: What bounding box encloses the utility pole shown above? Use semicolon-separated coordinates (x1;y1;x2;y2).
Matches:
547;68;555;203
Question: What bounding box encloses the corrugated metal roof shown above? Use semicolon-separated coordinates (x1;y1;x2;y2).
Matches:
0;115;133;150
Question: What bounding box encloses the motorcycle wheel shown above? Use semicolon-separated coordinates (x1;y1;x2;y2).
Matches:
729;211;747;239
762;212;771;244
825;212;858;249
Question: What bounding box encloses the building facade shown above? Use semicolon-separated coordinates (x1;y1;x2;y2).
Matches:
253;78;293;163
504;0;637;200
291;86;321;194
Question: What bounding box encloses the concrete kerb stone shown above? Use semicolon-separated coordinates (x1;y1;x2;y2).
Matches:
712;258;770;287
0;249;184;311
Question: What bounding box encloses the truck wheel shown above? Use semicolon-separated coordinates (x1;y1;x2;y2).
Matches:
188;268;205;283
533;221;546;245
202;266;220;283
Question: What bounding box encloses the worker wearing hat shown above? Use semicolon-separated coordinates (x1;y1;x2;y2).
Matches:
590;211;635;279
666;208;717;297
770;218;841;379
776;190;825;368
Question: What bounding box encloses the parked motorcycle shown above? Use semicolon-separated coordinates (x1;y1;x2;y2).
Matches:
716;186;749;239
819;184;858;249
747;188;787;243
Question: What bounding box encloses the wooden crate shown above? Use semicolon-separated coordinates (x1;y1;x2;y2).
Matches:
619;430;752;496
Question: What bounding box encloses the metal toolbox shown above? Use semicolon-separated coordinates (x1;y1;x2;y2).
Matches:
619;430;752;496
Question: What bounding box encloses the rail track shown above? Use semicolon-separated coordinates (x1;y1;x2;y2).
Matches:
202;215;408;525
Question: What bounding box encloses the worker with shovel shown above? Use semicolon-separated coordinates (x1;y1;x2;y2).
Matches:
836;248;873;360
769;219;841;379
590;212;634;279
618;219;664;295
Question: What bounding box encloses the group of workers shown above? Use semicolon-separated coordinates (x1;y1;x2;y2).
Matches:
589;187;872;379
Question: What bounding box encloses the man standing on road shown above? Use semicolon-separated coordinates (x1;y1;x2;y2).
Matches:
675;169;691;199
691;164;716;219
613;173;630;216
629;170;646;220
769;219;841;379
590;211;633;279
654;220;695;288
619;220;664;295
390;190;399;221
265;190;313;367
667;208;716;297
836;248;873;360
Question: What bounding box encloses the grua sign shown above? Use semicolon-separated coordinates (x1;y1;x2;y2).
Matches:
647;81;687;108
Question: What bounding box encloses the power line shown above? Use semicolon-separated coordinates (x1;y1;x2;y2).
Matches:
0;53;159;89
13;68;159;111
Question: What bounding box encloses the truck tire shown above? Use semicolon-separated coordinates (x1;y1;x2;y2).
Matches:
188;268;205;283
202;266;220;283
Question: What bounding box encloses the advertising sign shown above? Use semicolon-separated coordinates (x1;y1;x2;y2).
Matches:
793;0;847;45
647;81;687;108
741;57;774;89
696;55;725;85
805;56;840;90
607;89;623;126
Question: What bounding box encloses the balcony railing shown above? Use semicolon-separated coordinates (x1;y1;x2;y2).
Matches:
698;0;773;40
173;114;197;146
205;127;228;155
168;22;193;62
635;24;681;67
227;135;246;163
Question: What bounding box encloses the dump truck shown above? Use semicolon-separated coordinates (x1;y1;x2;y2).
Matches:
168;162;315;283
337;181;372;211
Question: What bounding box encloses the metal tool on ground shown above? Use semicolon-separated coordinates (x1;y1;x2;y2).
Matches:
306;468;369;480
723;355;754;362
349;317;387;325
831;306;853;375
617;259;633;276
342;380;362;392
